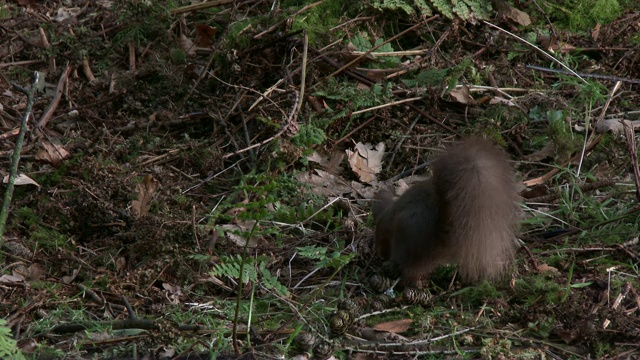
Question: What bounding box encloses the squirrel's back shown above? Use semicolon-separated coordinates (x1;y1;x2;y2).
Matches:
373;137;519;286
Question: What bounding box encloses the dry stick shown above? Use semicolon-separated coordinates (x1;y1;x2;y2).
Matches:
483;21;587;84
128;42;136;71
296;30;309;117
578;81;621;177
327;18;436;79
253;1;324;39
36;64;71;129
623;120;640;201
222;91;300;159
170;0;240;14
525;65;640;85
262;265;345;344
0;74;39;242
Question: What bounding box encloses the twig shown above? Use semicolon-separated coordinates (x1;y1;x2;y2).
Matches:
0;73;39;243
483;21;587;84
328;18;434;79
36;64;71;129
623;120;640;201
253;1;324;39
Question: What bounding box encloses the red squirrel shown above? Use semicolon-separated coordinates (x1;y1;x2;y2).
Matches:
373;137;520;287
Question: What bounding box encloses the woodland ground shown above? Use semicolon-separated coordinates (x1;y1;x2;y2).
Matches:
1;0;640;359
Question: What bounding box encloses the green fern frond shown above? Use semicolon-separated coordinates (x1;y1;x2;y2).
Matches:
463;0;493;19
259;263;290;297
452;1;471;20
0;320;25;360
431;0;455;18
371;0;416;15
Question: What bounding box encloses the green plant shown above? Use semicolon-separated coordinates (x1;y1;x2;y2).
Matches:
370;0;492;20
0;319;24;360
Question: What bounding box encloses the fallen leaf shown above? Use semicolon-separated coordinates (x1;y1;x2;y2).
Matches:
359;327;409;342
3;173;40;187
449;85;476;105
525;142;554;162
35;139;70;166
345;142;385;183
131;174;158;219
179;34;196;57
493;0;531;26
296;169;353;196
308;151;344;174
219;221;258;247
595;119;640;135
195;24;218;47
62;268;80;284
538;263;560;275
373;319;413;333
0;273;25;284
591;23;601;41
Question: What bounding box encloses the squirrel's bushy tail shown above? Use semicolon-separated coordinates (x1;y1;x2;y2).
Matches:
432;137;520;282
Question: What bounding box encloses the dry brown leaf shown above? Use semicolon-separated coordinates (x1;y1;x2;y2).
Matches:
219;221;258;247
360;327;410;342
591;23;601;41
3;173;40;187
35;139;70;166
346;142;385;183
538;263;560;275
373;318;413;333
195;24;218;47
449;85;476;105
550;41;576;53
179;34;196;57
296;169;353;196
62;268;80;284
131;174;158;219
0;273;25;284
595;119;640;135
24;263;44;282
525;142;554;162
308;151;344;174
493;0;531;26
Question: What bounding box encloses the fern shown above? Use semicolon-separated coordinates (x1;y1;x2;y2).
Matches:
431;0;455;18
211;255;258;284
0;319;25;360
368;0;494;21
211;255;290;297
463;0;493;19
452;1;471;20
259;262;290;297
297;245;356;270
371;0;416;15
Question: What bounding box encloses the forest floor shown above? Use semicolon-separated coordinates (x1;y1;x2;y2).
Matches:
1;0;640;359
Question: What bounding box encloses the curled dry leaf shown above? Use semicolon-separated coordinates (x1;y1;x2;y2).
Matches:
62;268;80;284
307;150;344;174
493;0;531;26
448;85;476;105
179;34;196;57
131;174;158;219
3;173;40;187
0;274;25;284
538;263;560;275
35;139;69;166
595;119;640;135
345;142;385;183
373;318;413;333
360;327;410;342
219;220;258;247
297;169;353;196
